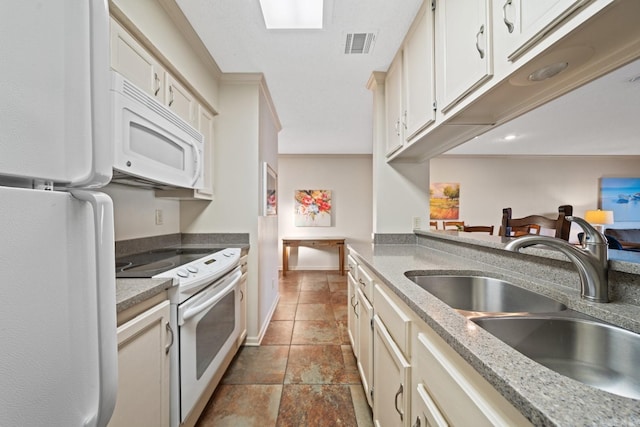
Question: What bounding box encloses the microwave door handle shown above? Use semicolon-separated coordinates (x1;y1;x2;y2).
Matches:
70;190;118;427
181;270;242;323
191;141;202;187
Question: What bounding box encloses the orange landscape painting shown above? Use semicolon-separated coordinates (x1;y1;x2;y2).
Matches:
430;182;460;220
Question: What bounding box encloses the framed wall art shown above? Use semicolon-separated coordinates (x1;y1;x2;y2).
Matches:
429;182;460;220
294;189;332;226
600;177;640;222
263;162;277;216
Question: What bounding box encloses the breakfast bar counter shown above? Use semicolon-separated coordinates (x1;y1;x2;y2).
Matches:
348;231;640;426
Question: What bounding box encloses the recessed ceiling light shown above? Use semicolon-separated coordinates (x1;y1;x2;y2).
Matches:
504;134;517;141
259;0;323;29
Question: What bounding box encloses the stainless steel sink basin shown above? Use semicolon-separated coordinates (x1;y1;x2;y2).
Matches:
405;274;566;314
473;316;640;400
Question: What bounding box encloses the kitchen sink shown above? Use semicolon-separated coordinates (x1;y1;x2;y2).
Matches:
405;273;566;314
473;316;640;400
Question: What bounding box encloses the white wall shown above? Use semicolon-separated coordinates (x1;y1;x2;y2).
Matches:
368;74;431;234
102;183;180;241
278;155;373;270
181;78;281;345
430;156;640;241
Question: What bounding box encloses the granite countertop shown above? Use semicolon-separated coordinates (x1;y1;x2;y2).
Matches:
116;277;174;313
347;239;640;427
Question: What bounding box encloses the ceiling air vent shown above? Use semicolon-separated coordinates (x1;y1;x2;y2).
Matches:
344;32;376;54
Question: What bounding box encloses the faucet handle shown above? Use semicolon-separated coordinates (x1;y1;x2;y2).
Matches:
568;216;607;247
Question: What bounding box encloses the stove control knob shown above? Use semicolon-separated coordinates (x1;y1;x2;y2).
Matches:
187;266;199;274
177;268;189;278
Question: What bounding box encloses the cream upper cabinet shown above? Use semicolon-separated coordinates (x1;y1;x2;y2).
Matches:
110;18;165;102
384;53;405;157
436;0;493;113
403;3;436;140
166;73;197;126
498;0;592;61
196;105;215;199
109;300;172;427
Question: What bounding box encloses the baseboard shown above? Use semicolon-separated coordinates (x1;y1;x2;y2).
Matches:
244;293;280;346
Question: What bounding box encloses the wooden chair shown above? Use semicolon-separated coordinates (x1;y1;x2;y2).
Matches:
500;205;573;240
429;221;438;230
443;221;465;230
463;225;494;235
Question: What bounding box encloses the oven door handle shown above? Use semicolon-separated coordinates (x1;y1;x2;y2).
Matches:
180;270;242;324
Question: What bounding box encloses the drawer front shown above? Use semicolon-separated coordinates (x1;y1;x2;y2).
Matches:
356;264;374;302
413;383;449;427
374;284;411;357
415;329;531;427
347;254;358;281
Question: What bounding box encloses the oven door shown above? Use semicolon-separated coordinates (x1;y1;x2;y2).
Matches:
177;267;242;422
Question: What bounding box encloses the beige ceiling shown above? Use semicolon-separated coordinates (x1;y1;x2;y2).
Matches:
175;1;640;157
175;0;423;154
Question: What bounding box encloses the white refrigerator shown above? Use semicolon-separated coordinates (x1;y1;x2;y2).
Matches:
0;1;118;426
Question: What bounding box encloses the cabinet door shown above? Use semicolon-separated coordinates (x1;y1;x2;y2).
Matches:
195;105;215;200
412;384;449;427
347;272;359;355
500;0;591;60
437;0;493;113
384;53;404;157
373;315;410;427
403;4;436;140
238;270;248;345
110;18;164;102
166;73;196;126
414;329;531;426
109;300;171;427
356;288;374;407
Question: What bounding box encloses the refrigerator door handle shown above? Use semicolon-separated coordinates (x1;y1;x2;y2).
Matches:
72;190;118;427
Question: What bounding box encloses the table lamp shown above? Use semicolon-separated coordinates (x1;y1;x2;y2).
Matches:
584;209;614;233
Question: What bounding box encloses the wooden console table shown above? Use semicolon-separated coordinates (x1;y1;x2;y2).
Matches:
282;237;345;276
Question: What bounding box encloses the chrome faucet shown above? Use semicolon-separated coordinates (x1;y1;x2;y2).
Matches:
504;216;609;303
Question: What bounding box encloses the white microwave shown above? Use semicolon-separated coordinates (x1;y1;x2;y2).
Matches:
110;71;204;190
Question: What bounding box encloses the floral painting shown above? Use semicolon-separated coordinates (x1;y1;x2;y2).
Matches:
295;190;332;227
430;182;460;220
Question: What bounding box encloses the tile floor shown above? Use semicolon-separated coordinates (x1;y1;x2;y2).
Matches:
196;270;374;427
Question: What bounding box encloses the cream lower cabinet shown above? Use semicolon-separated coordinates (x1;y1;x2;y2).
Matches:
238;256;249;346
347;262;359;353
356;287;374;407
373;315;411;427
412;322;532;426
109;300;172;427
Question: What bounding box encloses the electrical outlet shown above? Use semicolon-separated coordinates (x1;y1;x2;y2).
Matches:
412;216;421;229
155;209;164;225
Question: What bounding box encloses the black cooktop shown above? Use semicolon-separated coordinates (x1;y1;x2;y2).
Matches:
115;247;224;278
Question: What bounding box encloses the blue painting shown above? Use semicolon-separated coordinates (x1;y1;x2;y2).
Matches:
600;177;640;222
